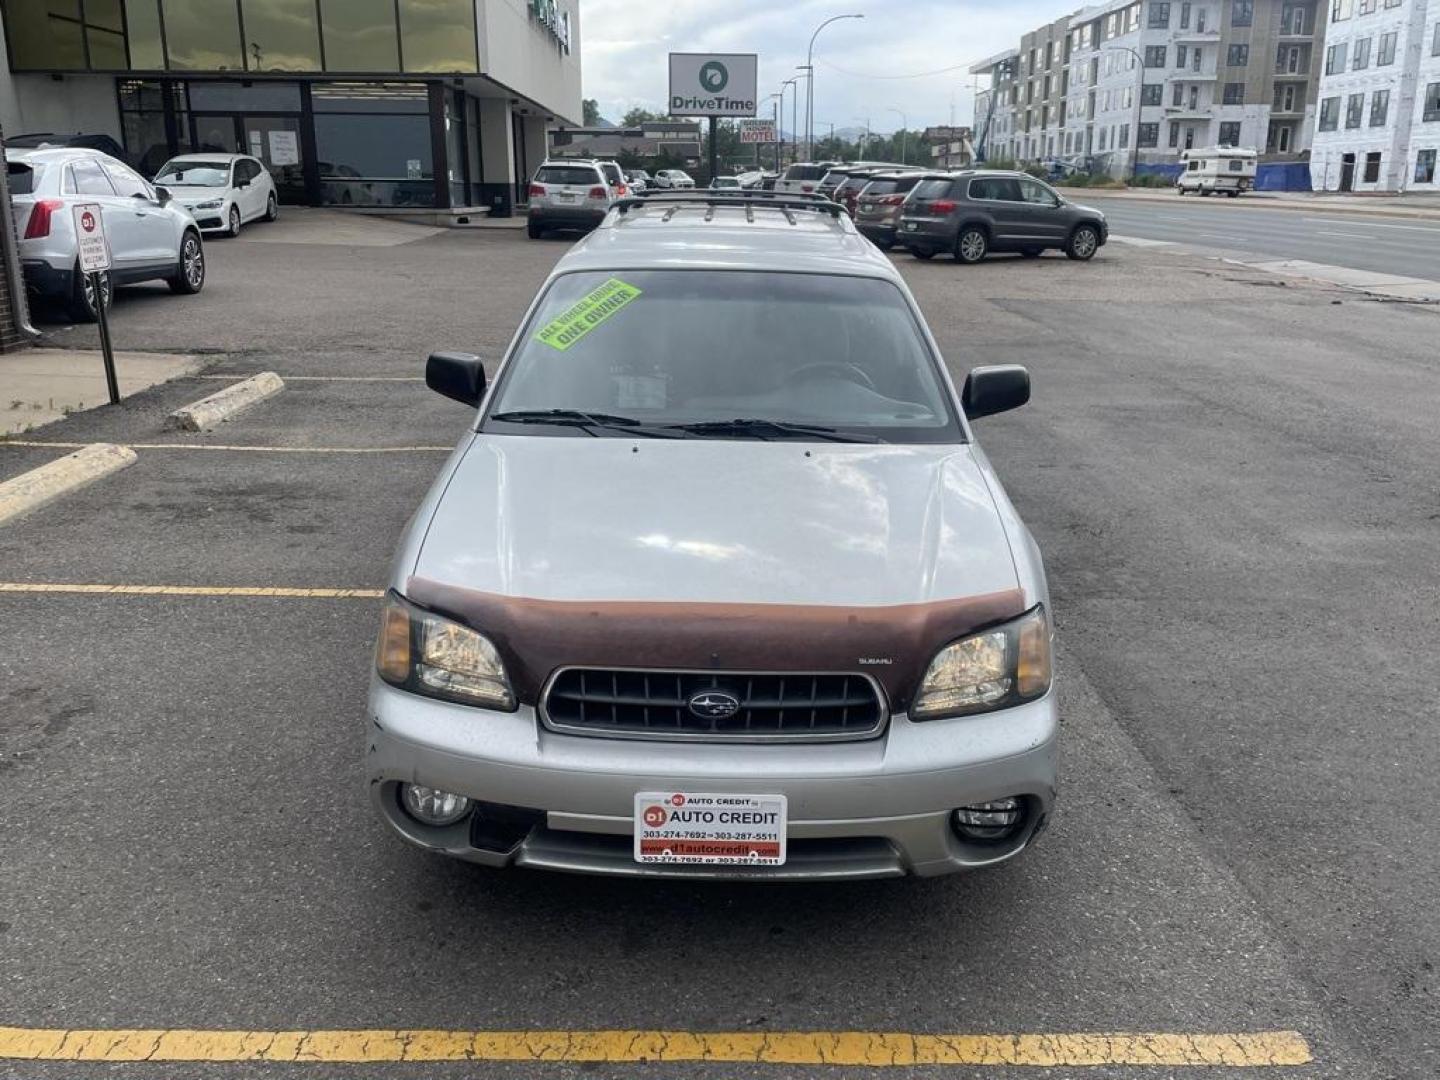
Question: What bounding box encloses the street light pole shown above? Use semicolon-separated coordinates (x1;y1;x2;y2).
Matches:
887;107;908;164
805;13;864;162
1106;45;1146;182
768;92;783;171
782;77;798;168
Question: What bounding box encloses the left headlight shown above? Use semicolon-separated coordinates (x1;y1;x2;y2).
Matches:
910;605;1051;720
375;592;516;711
193;200;223;210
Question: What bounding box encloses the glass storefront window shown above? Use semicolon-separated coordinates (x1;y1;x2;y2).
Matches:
315;112;434;207
319;0;400;72
125;0;166;68
187;80;301;110
240;0;321;72
311;82;428;113
6;0;87;70
85;0;126;68
161;0;244;71
399;0;477;73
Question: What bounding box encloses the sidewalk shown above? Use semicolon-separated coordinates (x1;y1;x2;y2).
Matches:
1085;188;1440;220
0;347;199;435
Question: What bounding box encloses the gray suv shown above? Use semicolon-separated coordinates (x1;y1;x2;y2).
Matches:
370;191;1057;881
899;171;1107;264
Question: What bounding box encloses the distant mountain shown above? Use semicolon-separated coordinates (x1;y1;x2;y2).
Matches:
594;116;618;129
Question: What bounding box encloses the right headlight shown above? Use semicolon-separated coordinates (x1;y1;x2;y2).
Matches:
375;592;516;711
910;605;1051;720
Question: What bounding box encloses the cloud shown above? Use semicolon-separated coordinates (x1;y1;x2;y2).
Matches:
579;0;1060;133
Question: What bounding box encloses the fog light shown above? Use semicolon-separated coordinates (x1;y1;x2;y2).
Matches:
401;784;472;826
952;798;1024;843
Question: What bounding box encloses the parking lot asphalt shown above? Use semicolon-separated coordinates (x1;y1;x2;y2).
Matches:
2;214;1437;1079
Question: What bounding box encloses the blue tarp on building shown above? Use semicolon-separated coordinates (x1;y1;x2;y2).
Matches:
1131;161;1312;191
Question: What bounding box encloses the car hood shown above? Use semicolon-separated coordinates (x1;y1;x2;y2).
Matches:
410;436;1019;607
169;189;228;201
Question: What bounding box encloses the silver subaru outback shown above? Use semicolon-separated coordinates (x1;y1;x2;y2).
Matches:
369;191;1057;880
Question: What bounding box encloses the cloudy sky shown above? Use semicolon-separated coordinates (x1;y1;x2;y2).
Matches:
580;0;1061;135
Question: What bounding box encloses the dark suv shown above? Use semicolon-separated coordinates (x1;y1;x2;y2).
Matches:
899;171;1107;263
854;171;945;250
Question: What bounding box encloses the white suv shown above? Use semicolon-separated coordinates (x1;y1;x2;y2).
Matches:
7;147;205;322
527;161;613;239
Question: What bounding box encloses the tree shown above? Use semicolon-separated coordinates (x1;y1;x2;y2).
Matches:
582;98;601;126
622;107;663;128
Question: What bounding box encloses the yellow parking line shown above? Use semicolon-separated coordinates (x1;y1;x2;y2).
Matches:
0;1027;1312;1066
0;441;449;453
0;583;382;599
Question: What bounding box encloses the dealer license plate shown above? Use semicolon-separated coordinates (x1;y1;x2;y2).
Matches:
634;792;787;866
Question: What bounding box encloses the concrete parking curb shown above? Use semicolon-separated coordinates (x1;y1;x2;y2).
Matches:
167;372;285;432
0;443;137;525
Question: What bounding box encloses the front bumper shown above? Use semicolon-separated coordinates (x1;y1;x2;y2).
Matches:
367;678;1058;879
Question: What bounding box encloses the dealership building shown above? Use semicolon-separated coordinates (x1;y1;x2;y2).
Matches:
0;0;581;213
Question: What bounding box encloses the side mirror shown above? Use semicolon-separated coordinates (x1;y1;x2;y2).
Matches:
426;351;486;407
154;185;171;204
961;365;1030;420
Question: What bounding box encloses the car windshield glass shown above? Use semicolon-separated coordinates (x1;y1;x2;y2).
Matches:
156;161;230;186
863;179;899;195
6;162;41;194
537;166;599;186
818;170;849;187
486;271;960;443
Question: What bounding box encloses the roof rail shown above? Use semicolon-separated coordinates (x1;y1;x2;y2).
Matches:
612;190;846;219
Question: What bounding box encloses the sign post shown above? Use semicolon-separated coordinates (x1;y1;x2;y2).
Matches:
73;203;119;405
669;53;758;184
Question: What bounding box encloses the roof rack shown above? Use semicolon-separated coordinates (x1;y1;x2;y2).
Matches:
612;190;846;219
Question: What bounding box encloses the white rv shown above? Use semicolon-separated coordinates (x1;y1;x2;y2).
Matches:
1176;147;1257;197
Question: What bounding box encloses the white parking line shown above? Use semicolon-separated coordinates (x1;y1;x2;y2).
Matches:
1318;231;1375;240
1302;217;1440;233
1;440;449;454
193;374;425;382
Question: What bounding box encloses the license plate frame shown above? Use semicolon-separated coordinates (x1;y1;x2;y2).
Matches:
634;792;787;866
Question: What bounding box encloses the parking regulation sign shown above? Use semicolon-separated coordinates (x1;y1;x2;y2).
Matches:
668;53;758;117
73;203;111;273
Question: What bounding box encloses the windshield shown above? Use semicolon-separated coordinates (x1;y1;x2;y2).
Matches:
156;161;230;186
485;271;959;443
862;179;899;196
536;166;599;186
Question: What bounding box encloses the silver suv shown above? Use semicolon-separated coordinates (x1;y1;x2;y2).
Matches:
7;146;205;321
371;190;1057;880
527;160;613;239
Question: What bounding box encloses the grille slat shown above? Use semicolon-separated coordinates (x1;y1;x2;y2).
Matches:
543;668;886;742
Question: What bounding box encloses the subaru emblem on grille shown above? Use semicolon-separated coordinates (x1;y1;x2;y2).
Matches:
687;690;741;720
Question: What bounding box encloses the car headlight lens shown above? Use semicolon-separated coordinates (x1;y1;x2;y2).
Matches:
911;605;1051;720
375;592;516;710
193;200;223;210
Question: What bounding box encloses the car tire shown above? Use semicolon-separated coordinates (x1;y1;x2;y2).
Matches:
67;264;112;323
527;219;544;239
167;230;206;295
909;247;935;260
955;226;988;264
1066;224;1101;261
1227;190;1239;198
265;193;279;221
1021;247;1043;258
225;204;242;238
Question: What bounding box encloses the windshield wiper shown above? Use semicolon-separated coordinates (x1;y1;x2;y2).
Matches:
666;419;885;444
488;409;683;438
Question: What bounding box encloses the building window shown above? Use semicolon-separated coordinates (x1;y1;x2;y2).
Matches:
398;0;478;73
1435;21;1440;55
1363;152;1381;182
1150;2;1171;28
162;0;246;70
1180;1;1191;27
1138;121;1159;145
312;83;435;207
1197;5;1207;30
1370;89;1389;126
1227;44;1249;65
1231;0;1253;25
1145;45;1168;66
1318;95;1340;130
1224;81;1245;104
1416;149;1437;183
1169;120;1180;146
1425;82;1440;121
1325;42;1347;74
1353;37;1371;69
1099;126;1108;150
1282;3;1309;33
1173;81;1184;106
1142;82;1163;105
1358;0;1376;12
1178;45;1189;68
1377;31;1397;65
320;0;401;71
1345;92;1364;128
1274;82;1297;110
240;0;322;71
2;0;144;71
1219;120;1242;144
1120;123;1130;147
126;0;165;68
1331;0;1352;20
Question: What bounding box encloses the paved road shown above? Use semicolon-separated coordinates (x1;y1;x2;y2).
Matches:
1;217;1437;1078
1082;194;1440;280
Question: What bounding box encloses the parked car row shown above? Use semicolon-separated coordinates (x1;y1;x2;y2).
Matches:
6;142;284;321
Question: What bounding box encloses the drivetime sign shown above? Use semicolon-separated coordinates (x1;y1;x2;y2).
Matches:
73;203;111;273
668;53;758;117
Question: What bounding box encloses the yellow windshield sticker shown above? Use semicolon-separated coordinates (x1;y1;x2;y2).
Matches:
536;278;643;351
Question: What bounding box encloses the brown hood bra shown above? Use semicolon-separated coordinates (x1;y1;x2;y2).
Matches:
405;577;1028;713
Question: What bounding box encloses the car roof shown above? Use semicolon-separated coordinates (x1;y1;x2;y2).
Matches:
3;146;115;165
556;195;900;281
162;152;249;163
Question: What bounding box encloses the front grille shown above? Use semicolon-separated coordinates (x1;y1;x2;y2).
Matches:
542;669;887;743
